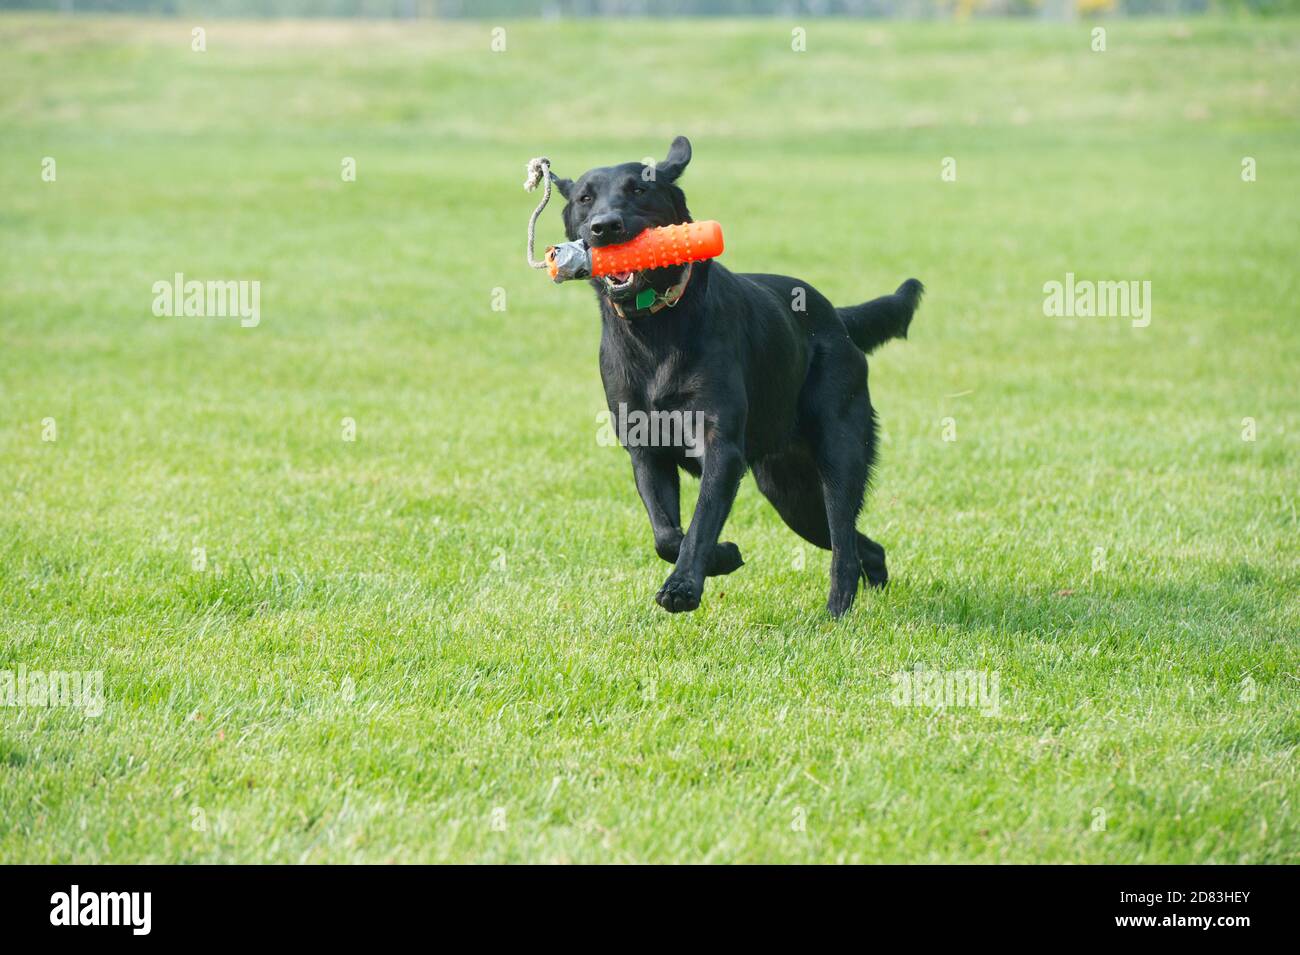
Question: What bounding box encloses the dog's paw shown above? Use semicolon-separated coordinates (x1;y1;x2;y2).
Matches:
827;563;861;618
656;573;702;613
707;541;744;577
859;538;888;589
826;587;857;619
862;561;888;589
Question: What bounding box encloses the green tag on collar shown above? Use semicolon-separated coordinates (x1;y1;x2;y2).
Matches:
635;288;657;311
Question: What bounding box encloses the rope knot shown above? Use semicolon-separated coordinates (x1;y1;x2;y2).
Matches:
524;156;550;193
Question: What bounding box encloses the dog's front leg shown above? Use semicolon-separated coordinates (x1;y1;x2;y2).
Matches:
630;448;745;579
655;435;746;613
630;449;684;564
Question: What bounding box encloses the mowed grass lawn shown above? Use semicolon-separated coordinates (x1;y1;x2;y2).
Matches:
1;14;1297;863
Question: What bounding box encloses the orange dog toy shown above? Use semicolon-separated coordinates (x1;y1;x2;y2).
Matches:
546;221;725;283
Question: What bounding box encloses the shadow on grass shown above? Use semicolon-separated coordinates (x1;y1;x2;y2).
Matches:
873;570;1276;642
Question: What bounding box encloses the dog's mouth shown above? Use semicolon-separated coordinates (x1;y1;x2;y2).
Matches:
602;270;639;295
600;270;642;300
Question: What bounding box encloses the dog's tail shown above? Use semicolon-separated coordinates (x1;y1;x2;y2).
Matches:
838;278;924;354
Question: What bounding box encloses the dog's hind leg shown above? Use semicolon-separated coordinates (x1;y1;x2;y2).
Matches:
812;423;869;618
753;451;887;584
754;446;881;617
756;391;884;617
753;450;832;549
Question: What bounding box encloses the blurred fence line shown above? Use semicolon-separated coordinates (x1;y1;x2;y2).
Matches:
3;0;1294;17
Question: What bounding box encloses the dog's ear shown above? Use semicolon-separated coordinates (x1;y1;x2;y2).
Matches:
656;136;692;182
548;171;573;199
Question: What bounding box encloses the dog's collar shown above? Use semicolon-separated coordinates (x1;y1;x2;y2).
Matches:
610;263;693;320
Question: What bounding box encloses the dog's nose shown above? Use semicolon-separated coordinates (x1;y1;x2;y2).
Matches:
589;213;625;241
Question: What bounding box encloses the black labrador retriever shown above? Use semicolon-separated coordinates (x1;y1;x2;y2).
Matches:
550;136;923;617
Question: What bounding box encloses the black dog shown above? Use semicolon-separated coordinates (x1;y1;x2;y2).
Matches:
550;136;923;617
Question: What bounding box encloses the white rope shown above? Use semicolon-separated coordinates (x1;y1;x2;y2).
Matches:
523;156;553;269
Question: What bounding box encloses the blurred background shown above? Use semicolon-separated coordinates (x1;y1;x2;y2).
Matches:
5;0;1299;20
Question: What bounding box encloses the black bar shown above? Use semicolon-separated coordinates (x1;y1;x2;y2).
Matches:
0;865;1288;942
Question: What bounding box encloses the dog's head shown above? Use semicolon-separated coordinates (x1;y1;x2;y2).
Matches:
550;136;693;304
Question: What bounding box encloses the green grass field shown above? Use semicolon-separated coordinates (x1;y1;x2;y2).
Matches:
1;14;1297;863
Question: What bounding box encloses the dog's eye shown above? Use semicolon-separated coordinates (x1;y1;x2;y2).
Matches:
632;185;646;195
578;194;593;204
